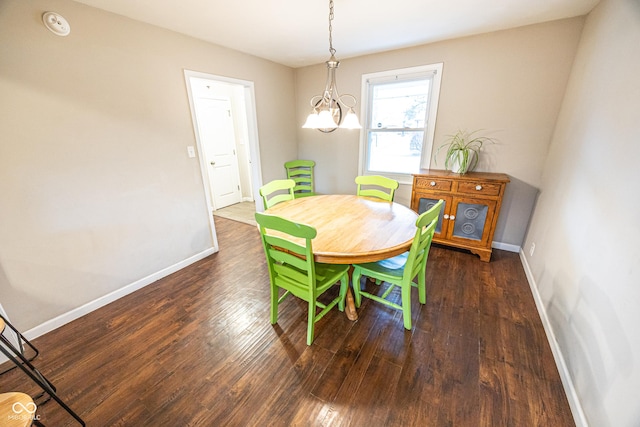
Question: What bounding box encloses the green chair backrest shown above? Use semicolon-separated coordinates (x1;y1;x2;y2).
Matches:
284;160;316;198
259;179;296;209
402;199;443;282
255;212;317;293
355;175;399;202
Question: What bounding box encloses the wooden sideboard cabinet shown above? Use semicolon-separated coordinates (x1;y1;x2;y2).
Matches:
410;169;509;262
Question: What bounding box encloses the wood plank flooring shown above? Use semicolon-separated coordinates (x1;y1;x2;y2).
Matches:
0;217;574;426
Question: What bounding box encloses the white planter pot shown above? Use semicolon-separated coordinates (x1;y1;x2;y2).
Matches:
450;150;476;174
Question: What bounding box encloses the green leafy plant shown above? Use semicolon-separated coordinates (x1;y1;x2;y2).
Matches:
435;130;496;174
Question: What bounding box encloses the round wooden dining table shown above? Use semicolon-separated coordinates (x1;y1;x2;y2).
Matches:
265;194;419;320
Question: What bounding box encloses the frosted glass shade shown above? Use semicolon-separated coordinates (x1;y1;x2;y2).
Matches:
340;109;362;129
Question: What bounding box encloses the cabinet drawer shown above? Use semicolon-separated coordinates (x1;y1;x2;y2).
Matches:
414;177;452;191
457;181;502;196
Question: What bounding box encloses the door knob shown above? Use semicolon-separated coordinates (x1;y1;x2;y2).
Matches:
210;161;216;166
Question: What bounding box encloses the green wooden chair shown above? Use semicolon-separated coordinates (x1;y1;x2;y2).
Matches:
284;160;316;198
352;199;443;330
259;179;296;209
355;175;399;202
255;212;349;345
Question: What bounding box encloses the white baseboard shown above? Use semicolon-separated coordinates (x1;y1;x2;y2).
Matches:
519;250;588;427
22;247;216;341
492;241;521;253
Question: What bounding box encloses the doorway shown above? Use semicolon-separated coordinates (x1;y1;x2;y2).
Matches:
184;70;262;228
195;96;242;209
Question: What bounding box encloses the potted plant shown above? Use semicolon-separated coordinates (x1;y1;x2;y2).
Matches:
435;130;496;174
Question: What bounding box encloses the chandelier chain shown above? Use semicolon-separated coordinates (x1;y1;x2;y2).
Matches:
328;0;336;56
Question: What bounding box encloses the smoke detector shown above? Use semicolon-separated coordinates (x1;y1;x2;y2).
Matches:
42;12;70;36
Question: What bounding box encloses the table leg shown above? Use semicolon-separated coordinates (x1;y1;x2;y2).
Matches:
345;266;358;321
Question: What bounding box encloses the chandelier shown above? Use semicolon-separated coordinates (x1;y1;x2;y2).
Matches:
302;0;361;132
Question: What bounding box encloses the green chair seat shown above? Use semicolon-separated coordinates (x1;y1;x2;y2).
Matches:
352;199;443;330
255;212;349;345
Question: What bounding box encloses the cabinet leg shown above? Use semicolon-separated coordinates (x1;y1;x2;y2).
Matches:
470;248;492;262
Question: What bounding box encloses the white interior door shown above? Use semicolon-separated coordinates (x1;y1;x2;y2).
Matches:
195;97;242;210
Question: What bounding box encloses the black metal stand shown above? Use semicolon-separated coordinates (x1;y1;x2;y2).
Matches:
0;314;39;375
0;315;85;426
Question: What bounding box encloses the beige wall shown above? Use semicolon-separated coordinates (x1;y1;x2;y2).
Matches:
0;0;297;330
523;0;640;425
295;18;585;248
5;1;638;424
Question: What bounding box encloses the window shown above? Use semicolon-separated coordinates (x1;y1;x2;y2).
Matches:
359;64;443;182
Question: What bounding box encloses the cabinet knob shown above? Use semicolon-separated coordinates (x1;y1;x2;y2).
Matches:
430;181;436;187
443;214;449;219
475;185;482;191
450;215;455;220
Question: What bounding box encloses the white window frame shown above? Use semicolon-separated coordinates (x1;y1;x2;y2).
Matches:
357;63;443;184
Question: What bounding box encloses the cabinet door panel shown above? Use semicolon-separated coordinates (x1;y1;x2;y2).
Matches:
448;197;496;246
416;195;452;239
452;202;488;240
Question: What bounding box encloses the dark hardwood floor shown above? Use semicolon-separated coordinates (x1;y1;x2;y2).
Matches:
0;217;574;426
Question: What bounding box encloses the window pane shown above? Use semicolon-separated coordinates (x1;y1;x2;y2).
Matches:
367;130;424;174
361;63;443;177
371;80;429;129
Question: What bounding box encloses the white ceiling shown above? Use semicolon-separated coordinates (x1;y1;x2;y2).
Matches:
72;0;599;68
